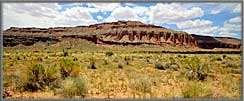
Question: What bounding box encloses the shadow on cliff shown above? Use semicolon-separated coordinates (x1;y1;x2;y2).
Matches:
191;34;240;49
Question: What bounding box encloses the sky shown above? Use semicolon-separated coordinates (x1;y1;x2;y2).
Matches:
2;2;242;39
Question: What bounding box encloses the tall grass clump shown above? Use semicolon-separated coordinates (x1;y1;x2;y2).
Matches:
23;62;61;91
63;49;69;57
182;81;212;98
129;76;153;98
182;56;208;81
154;62;165;70
118;63;123;69
60;59;80;79
60;77;88;98
88;58;96;69
105;51;114;56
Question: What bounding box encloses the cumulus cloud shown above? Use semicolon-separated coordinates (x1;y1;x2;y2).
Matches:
104;6;149;23
184;16;241;37
3;3;98;30
3;3;61;29
228;17;241;23
148;3;204;25
219;31;238;37
209;3;241;14
55;6;98;26
183;26;219;36
97;16;103;20
233;4;241;13
2;2;241;38
86;3;120;12
218;17;241;37
221;22;241;32
176;19;213;29
111;6;136;20
210;7;222;14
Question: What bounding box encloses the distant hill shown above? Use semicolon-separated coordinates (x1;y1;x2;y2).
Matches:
3;20;241;49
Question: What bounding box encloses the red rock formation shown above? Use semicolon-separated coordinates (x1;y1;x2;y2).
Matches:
3;21;241;49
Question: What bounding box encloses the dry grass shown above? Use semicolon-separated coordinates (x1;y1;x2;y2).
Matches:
3;43;241;98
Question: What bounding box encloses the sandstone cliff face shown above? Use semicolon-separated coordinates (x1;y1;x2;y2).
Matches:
98;30;197;47
3;21;241;49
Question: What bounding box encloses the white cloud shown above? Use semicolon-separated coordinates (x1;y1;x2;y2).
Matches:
183;26;219;36
218;17;241;37
104;16;117;22
210;7;222;14
176;19;213;29
54;7;97;26
124;3;137;7
233;4;241;13
220;17;242;32
219;31;237;37
209;3;241;14
184;16;241;37
97;16;103;20
3;3;98;30
86;3;120;12
104;6;149;23
2;3;241;38
149;3;204;25
221;21;241;32
228;17;241;23
3;3;61;29
111;6;136;20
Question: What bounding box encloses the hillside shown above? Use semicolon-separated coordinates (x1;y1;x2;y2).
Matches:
3;20;241;49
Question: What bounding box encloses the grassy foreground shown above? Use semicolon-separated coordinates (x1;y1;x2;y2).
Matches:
3;41;241;98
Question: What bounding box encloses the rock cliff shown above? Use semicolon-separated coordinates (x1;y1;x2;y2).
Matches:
3;20;241;49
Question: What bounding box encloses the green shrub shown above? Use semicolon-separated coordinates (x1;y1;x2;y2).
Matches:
124;56;131;61
37;57;43;61
211;56;222;61
105;51;114;56
63;49;69;57
25;64;46;91
118;63;123;69
88;60;96;69
24;63;61;91
60;59;80;79
225;63;239;69
155;62;165;70
3;74;23;92
45;64;61;88
73;57;78;61
129;76;153;98
103;59;108;65
229;69;241;74
183;57;208;81
126;61;129;65
165;63;180;71
17;56;21;60
222;55;227;59
60;77;88;98
177;55;183;58
182;82;212;98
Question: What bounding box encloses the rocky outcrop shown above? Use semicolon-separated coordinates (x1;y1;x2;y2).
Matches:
98;30;197;47
191;34;241;49
3;35;60;47
3;21;241;49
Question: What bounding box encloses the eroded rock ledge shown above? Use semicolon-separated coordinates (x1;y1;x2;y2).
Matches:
3;21;241;49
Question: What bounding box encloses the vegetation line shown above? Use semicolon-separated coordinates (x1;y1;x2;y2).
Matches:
133;50;241;54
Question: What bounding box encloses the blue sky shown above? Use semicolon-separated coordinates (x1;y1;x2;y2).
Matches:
3;2;242;39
